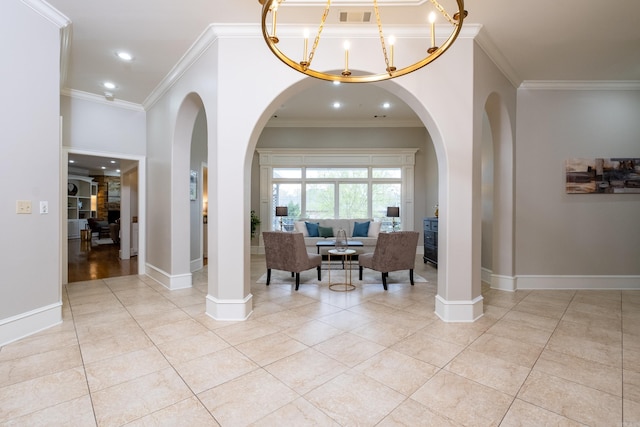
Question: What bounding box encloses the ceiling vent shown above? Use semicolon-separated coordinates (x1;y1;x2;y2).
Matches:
339;11;372;23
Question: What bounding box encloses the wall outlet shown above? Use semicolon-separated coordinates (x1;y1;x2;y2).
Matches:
16;200;32;214
40;201;48;214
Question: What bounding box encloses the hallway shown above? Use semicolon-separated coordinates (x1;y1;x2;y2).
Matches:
68;238;138;283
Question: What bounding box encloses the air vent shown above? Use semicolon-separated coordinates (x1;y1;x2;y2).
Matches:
339;11;372;23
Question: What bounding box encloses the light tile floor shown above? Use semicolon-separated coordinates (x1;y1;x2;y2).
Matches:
1;255;639;426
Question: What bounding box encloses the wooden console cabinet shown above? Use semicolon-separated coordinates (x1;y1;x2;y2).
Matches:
423;217;438;267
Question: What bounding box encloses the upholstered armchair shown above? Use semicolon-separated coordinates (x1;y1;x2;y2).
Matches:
262;232;322;290
358;231;419;290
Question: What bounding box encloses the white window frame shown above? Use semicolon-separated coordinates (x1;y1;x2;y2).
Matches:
258;148;418;237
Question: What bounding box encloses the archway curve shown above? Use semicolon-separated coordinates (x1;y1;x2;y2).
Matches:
242;73;454;310
482;91;516;291
170;91;207;290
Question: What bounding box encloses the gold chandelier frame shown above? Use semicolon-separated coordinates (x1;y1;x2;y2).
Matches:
259;0;467;83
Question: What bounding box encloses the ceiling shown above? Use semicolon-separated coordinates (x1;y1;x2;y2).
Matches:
48;0;639;168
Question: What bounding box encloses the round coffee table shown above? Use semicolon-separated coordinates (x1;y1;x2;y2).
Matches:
327;249;356;292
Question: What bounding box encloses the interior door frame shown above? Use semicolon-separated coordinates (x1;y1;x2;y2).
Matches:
62;147;146;284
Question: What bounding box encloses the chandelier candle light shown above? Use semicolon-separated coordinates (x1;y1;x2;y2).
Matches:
258;0;467;83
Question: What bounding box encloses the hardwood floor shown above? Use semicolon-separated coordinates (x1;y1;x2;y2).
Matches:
67;238;138;283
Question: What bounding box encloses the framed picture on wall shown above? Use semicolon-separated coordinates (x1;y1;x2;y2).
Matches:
190;170;197;200
566;158;640;194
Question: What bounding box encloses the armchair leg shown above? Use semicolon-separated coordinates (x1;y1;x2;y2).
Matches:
266;269;271;286
317;266;321;281
359;266;363;280
410;269;414;286
382;272;388;291
295;273;300;291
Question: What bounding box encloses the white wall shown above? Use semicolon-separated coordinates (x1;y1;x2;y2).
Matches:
0;1;63;344
516;88;640;282
190;108;207;267
60;95;146;155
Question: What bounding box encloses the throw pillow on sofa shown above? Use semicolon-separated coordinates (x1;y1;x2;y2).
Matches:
319;225;334;238
294;221;309;236
368;221;381;237
352;221;370;237
305;221;320;237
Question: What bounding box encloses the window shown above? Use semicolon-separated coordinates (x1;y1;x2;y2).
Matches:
273;167;400;222
259;148;417;232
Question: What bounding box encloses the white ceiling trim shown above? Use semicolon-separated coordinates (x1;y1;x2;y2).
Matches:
519;81;640;91
60;23;72;88
61;89;145;112
142;24;224;110
282;0;428;5
266;118;424;128
474;26;520;89
21;0;70;28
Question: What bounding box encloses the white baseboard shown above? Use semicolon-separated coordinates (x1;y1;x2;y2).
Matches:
516;275;640;290
0;302;62;347
145;263;192;290
190;257;203;272
435;294;484;322
491;274;517;292
481;267;492;284
206;294;253;321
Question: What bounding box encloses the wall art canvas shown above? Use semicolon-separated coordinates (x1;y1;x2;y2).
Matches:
566;158;640;194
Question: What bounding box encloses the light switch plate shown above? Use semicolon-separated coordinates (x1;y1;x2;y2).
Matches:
17;200;32;214
40;201;48;214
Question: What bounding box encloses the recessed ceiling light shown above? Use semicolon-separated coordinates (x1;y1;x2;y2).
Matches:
110;160;116;164
103;81;116;90
332;81;341;86
333;102;341;108
101;166;106;170
69;160;75;163
382;102;391;109
116;51;133;61
116;169;121;173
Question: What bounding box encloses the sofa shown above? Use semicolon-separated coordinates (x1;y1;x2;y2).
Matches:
293;218;382;255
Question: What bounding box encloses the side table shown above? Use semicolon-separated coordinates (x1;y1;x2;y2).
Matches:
327;249;356;292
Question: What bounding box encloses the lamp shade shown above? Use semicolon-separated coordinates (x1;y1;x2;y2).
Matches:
386;207;400;217
275;206;288;217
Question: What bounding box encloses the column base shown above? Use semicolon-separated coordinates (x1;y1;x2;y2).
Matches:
435;294;484;322
206;294;253;321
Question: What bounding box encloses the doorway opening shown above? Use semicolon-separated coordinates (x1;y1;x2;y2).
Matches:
63;150;146;283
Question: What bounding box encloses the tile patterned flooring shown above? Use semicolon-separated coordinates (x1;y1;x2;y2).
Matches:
1;255;639;426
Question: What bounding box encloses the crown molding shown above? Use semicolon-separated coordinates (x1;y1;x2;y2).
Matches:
21;0;71;28
60;23;72;88
142;22;480;111
142;24;235;110
474;26;521;89
283;0;428;5
61;89;146;112
265;119;424;128
519;80;640;91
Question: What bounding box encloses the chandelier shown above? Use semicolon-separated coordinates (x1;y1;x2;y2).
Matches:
259;0;467;83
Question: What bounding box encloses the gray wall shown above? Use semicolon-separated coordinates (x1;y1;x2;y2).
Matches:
252;126;438;240
515;88;640;275
1;2;62;340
